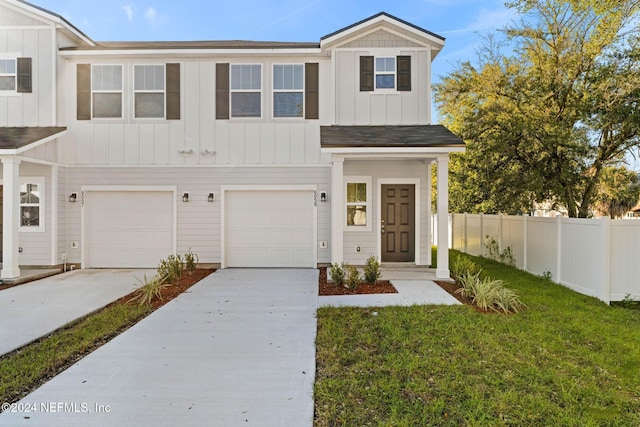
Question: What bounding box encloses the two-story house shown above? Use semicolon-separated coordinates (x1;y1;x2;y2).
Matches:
0;0;464;280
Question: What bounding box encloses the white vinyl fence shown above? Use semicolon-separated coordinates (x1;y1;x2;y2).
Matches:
451;213;640;304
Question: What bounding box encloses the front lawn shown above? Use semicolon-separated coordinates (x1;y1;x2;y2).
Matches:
314;250;640;426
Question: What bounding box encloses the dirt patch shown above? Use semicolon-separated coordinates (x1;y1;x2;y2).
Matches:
318;267;397;296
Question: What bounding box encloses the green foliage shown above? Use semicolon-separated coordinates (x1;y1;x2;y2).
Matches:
484;236;516;267
128;274;169;306
184;249;199;275
454;272;481;299
345;264;361;291
329;263;346;287
450;254;481;279
540;270;553;281
435;0;640;217
454;270;525;313
362;255;382;285
157;253;184;284
595;166;640;218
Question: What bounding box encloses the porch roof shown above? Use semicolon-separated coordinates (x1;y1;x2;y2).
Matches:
0;127;67;152
320;125;465;150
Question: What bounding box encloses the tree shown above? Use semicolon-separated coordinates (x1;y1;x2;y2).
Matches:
435;0;640;217
595;165;640;218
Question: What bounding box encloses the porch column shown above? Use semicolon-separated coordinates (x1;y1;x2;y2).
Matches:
436;155;450;279
331;155;344;264
2;157;21;279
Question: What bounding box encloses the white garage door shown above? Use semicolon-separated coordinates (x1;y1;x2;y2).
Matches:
225;190;315;267
85;191;174;268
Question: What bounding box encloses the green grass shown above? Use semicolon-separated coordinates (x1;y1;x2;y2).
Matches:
314;249;640;426
0;303;151;405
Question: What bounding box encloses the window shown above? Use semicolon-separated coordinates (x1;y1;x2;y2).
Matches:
92;65;122;118
273;64;303;118
20;178;44;232
375;57;395;89
0;59;16;91
231;64;261;118
345;177;371;230
135;64;165;118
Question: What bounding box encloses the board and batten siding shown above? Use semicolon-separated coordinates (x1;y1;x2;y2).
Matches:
61;166;331;265
58;59;332;167
334;49;431;126
0;26;55;126
342;159;432;265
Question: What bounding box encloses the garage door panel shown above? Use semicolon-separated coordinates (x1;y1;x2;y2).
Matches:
225;190;315;268
86;191;174;268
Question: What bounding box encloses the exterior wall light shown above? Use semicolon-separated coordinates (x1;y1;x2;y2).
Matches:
320;191;327;202
69;193;77;203
182;192;189;202
208;192;215;202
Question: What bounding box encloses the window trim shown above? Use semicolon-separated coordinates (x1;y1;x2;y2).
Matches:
374;56;396;91
19;177;45;233
230;63;262;119
0;58;17;94
344;176;372;232
273;63;304;119
91;64;124;119
133;63;166;119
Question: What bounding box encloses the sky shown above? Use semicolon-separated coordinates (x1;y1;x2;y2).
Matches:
32;0;519;96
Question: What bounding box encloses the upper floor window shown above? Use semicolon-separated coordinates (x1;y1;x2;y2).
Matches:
0;59;16;91
375;57;396;89
92;65;123;118
135;64;165;118
273;64;303;118
230;64;261;118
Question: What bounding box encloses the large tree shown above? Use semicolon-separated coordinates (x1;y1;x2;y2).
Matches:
435;0;640;217
594;165;640;218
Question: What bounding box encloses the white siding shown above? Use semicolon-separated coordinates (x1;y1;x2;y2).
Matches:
60;166;331;265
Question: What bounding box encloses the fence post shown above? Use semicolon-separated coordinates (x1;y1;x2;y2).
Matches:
600;217;611;304
523;214;528;271
498;213;503;255
556;216;562;284
480;213;485;257
464;213;468;254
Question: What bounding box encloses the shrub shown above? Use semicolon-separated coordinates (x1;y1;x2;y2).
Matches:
454;272;481;299
128;274;169;306
451;256;481;279
157;254;184;284
345;264;361;290
329;263;346;287
363;255;382;285
484;236;516;267
472;277;505;311
454;272;526;314
185;249;199;275
494;286;527;314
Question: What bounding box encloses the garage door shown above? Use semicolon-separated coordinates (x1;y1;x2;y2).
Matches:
84;191;174;268
225;190;315;267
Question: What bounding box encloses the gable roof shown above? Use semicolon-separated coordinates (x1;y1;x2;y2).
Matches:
321;12;444;42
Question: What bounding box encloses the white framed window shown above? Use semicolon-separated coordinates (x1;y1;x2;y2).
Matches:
134;64;165;118
92;64;123;118
273;64;303;118
231;64;261;118
0;59;16;92
375;57;396;90
345;176;372;231
20;177;45;232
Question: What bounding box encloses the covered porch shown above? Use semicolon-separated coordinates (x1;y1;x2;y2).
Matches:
321;125;465;279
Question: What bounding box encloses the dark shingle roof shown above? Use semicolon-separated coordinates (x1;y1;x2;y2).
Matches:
321;12;445;42
61;40;320;51
0;127;66;150
320;125;464;148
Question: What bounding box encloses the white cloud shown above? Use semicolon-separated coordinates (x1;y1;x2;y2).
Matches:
144;6;157;25
122;5;134;23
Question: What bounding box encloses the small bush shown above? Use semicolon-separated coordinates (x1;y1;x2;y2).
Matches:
472;277;505;311
345;264;361;290
185;249;199;275
494;285;527;314
329;263;346;287
128;274;169;306
484;236;516;267
158;254;184;284
363;255;382;285
454;271;526;314
454;272;481;299
451;256;481;279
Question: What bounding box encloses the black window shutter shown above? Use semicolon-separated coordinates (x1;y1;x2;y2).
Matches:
216;63;230;119
166;63;180;120
397;56;411;91
77;64;91;120
17;57;32;93
359;56;374;91
305;63;319;119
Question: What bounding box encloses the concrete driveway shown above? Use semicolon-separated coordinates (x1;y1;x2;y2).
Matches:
0;269;152;356
0;268;319;427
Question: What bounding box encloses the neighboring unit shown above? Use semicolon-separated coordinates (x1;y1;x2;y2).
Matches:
0;0;464;279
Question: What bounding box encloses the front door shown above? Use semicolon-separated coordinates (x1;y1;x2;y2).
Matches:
381;184;415;262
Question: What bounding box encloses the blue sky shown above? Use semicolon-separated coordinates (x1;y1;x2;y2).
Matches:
33;0;518;88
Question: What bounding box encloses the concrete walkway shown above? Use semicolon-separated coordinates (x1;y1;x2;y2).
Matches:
0;269;152;356
0;269;319;427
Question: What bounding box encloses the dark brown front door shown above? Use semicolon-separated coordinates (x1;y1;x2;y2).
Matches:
381;184;415;262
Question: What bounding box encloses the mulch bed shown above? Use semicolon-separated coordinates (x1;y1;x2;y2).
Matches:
318;267;397;296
